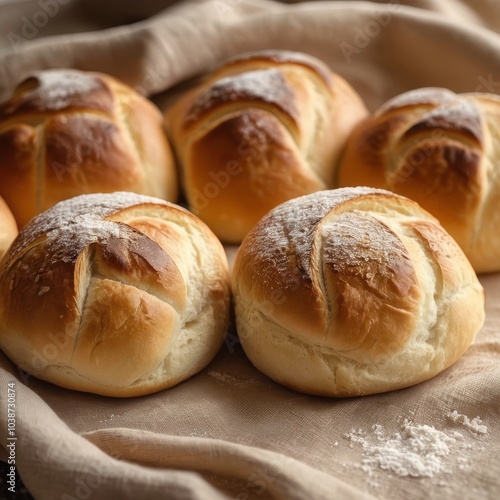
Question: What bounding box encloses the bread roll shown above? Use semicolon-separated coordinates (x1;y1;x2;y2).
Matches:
0;197;17;260
0;192;230;397
0;69;178;228
232;187;485;397
337;87;500;273
166;50;368;243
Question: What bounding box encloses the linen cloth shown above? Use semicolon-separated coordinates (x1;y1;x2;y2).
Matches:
0;1;499;498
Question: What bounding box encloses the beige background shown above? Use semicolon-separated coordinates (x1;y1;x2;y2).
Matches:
0;1;499;499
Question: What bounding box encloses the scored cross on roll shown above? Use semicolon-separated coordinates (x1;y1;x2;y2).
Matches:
232;187;485;397
0;192;230;397
0;69;178;229
166;50;368;243
337;87;500;273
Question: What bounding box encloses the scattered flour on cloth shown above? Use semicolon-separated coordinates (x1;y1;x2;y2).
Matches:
345;411;488;483
447;410;488;434
207;370;255;387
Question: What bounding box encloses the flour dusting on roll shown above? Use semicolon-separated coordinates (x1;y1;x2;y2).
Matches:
166;50;368;243
0;192;230;397
232;187;485;397
337;87;500;273
0;69;178;228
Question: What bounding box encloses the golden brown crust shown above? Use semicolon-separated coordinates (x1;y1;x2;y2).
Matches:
0;192;230;397
219;50;334;87
182;69;300;132
232;188;485;397
186;108;325;242
166;50;368;243
337;87;499;273
0;69;178;228
321;211;420;359
0;70;114;117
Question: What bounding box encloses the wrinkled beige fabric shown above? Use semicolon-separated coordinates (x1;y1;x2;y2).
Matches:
0;1;499;499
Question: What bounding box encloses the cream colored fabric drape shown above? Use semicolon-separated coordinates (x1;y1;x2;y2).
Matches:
0;1;499;499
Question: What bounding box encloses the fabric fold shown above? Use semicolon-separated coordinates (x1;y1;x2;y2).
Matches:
0;359;231;500
84;428;376;499
0;1;499;499
1;0;500;108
